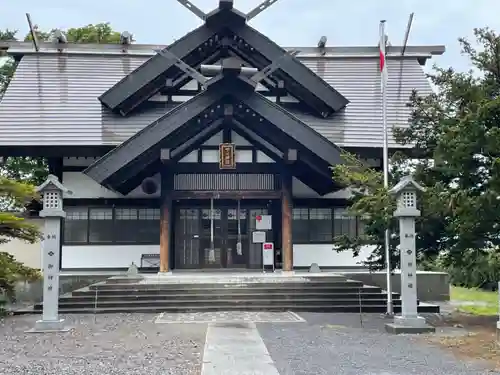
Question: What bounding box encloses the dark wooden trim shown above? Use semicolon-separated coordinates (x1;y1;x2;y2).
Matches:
222;127;231;143
99;23;223;113
159;87;286;97
172;163;281;174
62;165;87;172
171;119;225;160
231;120;284;158
86;89;225;186
62;203;162;246
171;190;281;200
174;198;274;207
199;145;254;151
160;171;174;272
64;198;160;207
233;94;344;167
293;198;350;207
48;158;63;180
86;75;349;195
281;171;293;271
271;198;282;265
231;26;349;115
63;197;348;207
62;240;161;246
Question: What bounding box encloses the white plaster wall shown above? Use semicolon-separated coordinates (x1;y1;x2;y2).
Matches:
293;244;374;268
61;244;372;269
61;245;159;269
62;172;160;199
0;218;43;269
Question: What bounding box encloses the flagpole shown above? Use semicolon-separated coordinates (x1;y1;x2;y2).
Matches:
380;19;393;316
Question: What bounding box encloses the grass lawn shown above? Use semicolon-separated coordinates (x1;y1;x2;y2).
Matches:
450;286;498;315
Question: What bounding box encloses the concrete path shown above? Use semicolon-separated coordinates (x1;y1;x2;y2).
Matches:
1;312;499;374
201;322;280;375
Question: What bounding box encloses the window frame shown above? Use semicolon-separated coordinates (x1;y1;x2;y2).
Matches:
291;206;362;244
63;205;161;246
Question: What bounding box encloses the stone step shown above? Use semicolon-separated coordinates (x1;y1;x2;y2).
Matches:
62;292;402;302
77;285;383;296
38;298;406;309
35;304;440;314
88;280;367;291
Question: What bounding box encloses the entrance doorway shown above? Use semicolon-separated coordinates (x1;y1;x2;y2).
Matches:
174;200;271;269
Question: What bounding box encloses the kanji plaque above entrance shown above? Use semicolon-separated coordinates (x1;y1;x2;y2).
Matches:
219;143;236;169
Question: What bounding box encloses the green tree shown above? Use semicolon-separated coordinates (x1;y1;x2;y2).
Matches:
332;27;500;282
0;177;41;305
0;23;125;185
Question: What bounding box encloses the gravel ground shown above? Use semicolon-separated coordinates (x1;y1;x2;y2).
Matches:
2;311;499;375
258;312;500;375
0;313;205;375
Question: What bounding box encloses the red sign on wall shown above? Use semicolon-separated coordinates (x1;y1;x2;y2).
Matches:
263;243;274;250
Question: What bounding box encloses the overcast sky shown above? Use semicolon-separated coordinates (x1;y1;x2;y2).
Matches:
2;0;500;73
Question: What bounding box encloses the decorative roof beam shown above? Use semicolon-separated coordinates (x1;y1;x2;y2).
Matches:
232;25;349;116
231;91;344;167
86;88;226;185
246;0;279;21
98;24;222;113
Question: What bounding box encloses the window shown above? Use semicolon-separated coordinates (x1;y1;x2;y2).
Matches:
292;208;310;243
64;207;88;244
292;207;363;243
333;208;357;239
309;208;333;242
136;208;161;243
89;208;113;243
63;206;161;245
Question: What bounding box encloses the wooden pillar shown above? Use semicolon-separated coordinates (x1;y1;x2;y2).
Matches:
281;171;293;272
160;149;173;273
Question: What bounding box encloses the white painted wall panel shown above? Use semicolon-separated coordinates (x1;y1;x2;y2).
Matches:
231;131;252;146
201;149;219;163
236;150;253;163
62;172;160;198
61;244;371;269
179;150;198;163
256;151;275;163
293;244;374;268
61;245;159;269
203;131;223;146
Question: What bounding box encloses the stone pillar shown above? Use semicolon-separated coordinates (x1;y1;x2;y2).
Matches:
385;175;434;334
281;172;293;272
27;175;72;333
159;171;173;274
497;283;500;342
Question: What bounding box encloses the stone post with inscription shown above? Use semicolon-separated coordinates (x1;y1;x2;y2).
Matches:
28;175;72;333
385;175;435;334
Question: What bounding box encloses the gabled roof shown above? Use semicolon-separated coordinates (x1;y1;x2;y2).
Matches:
389;175;426;195
84;68;344;195
36;174;71;194
97;1;349;118
0;47;443;150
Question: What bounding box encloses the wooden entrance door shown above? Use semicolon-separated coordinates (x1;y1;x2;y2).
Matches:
175;203;254;269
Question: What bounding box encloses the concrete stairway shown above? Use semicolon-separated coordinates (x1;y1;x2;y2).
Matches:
33;274;440;314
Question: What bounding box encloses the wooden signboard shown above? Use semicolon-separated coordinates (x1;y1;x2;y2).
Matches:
219;143;236;169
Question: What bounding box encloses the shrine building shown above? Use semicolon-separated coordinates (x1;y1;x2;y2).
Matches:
0;1;444;273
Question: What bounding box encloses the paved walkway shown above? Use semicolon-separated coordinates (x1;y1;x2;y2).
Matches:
0;312;498;374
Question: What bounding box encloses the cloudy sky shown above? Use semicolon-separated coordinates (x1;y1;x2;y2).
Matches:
2;0;500;72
